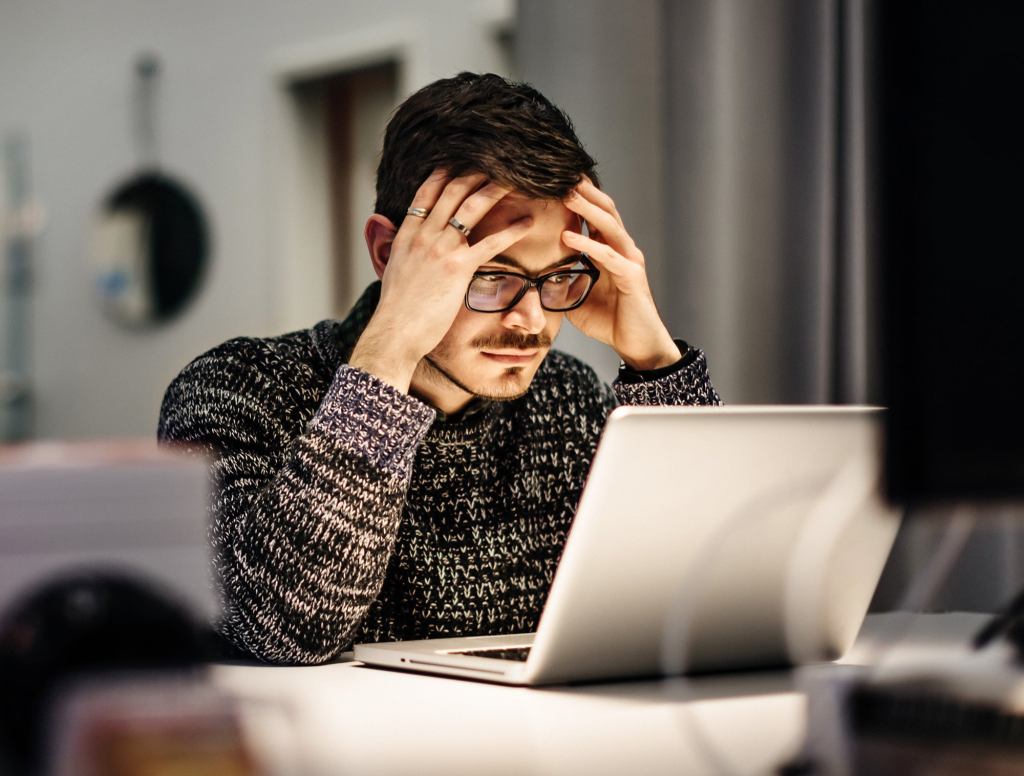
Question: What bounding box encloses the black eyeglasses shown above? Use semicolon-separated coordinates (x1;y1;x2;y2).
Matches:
465;255;600;313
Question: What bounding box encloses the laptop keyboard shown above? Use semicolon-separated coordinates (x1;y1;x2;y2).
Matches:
450;646;532;661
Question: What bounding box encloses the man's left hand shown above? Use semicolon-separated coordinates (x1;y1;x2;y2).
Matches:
562;178;682;371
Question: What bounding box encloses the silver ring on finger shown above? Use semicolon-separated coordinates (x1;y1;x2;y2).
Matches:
406;206;429;218
447;216;471;239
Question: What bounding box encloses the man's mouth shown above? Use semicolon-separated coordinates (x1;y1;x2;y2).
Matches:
480;350;539;364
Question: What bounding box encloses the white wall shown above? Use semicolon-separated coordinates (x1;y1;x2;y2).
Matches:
0;0;512;440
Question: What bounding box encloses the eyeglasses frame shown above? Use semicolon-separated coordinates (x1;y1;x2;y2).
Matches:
464;254;600;314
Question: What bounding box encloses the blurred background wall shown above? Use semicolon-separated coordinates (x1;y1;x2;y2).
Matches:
0;0;864;442
0;0;515;441
1;0;1020;611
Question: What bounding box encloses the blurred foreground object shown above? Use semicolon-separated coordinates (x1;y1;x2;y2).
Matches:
866;0;1024;767
0;572;208;774
879;0;1024;503
0;440;220;773
796;613;1024;775
0;439;215;622
50;674;258;776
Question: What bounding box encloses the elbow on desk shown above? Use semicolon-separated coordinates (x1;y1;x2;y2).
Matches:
215;588;369;666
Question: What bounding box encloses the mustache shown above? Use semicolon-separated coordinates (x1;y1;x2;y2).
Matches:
471;332;553;350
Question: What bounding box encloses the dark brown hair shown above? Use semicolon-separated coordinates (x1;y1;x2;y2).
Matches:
375;72;599;226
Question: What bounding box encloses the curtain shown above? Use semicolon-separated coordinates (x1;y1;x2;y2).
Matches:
517;0;1023;613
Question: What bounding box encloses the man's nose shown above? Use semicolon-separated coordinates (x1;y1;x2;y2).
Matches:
501;287;548;334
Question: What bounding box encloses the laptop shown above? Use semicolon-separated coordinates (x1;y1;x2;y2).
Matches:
354;406;901;685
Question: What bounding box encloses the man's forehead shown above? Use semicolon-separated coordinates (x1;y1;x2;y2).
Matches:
504;191;554;203
494;192;557;212
481;193;578;226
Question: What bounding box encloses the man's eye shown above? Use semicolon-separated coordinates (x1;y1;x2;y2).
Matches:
548;272;581;285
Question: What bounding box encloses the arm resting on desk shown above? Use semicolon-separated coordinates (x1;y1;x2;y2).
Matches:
158;340;434;665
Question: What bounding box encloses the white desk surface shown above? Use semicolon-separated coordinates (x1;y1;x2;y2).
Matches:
210;612;990;776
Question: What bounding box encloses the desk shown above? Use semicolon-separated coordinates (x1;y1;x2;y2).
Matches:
210;612;990;776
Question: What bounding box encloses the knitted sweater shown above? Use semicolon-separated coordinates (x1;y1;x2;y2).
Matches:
158;283;721;664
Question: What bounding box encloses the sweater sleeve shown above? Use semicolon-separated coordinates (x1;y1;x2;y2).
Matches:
611;346;722;407
158;343;435;664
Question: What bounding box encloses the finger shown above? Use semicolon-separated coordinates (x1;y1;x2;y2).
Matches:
561;230;642;283
422;172;489;234
449;181;513;235
464;216;534;269
564;192;638;260
577;177;624;229
402;168;450;229
435;180;515;251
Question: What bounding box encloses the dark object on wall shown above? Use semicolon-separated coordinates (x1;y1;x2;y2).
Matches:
876;0;1024;503
92;172;209;326
0;570;207;775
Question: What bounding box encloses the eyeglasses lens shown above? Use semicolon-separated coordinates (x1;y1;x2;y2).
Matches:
540;272;592;310
467;270;593;312
466;276;523;311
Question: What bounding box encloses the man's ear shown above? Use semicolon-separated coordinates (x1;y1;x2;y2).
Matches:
364;215;398;279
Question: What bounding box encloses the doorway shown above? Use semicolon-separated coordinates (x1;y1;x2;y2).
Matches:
322;62;398;314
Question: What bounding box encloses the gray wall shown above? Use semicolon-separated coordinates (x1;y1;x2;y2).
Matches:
0;0;511;440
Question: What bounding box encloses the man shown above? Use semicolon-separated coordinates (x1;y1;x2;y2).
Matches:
158;72;720;665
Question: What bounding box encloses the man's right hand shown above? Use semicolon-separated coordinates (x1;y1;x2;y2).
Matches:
349;170;533;394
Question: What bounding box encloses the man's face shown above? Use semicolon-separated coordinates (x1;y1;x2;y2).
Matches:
417;194;582;409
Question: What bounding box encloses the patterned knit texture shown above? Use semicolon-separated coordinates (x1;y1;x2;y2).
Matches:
158;283;721;664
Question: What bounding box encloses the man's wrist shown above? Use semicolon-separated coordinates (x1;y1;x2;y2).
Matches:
348;321;421;393
618;341;683;372
617;339;694;384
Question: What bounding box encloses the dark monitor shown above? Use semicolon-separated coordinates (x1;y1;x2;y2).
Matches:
876;1;1024;503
